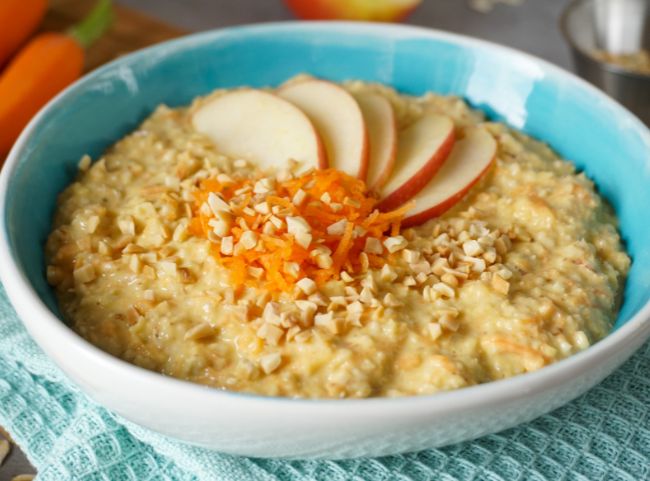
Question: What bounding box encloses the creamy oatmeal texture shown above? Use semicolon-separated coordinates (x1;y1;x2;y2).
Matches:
46;77;630;398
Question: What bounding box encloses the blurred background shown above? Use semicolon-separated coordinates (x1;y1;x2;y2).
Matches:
117;0;573;68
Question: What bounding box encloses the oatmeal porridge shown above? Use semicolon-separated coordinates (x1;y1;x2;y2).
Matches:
45;76;630;398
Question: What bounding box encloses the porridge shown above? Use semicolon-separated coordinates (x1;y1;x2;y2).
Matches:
45;76;630;398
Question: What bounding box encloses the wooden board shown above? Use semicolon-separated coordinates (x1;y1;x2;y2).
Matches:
43;0;187;72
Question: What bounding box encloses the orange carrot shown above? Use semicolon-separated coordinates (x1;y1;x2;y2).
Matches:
193;169;410;293
0;0;47;67
0;0;113;157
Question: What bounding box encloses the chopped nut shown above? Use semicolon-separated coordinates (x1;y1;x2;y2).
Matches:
316;253;333;269
283;261;300;278
216;173;234;184
184;322;215;341
269;215;284;229
253;178;274;194
308;292;328;306
220;236;234;255
463;239;483;257
361;274;377;292
359;287;374;304
207;192;231;214
403;276;417;287
416;272;429;284
383;292;402;307
208;217;230;237
384;235;408;253
257;323;284;346
295;300;317;325
286;216;311;235
346;300;364;322
433;282;455;298
491;274;510;295
234;158;248;169
295;231;312;249
573;330;590;350
364;237;383;254
117;216;135;236
247;266;264;278
262;303;282;325
314;311;338;333
78;154;92;171
410;260;431;275
431;257;449;276
497;267;513;280
428;322;442;340
292;189;307;206
441;273;459;287
340;271;354;283
242;206;256;216
296;277;317;295
494;235;512;255
320;192;332;204
239;230;258;250
327;219;347;236
380;264;398;282
260;352;282;373
128;254;141;273
439;314;460;331
402;249;420;263
254;201;270;214
482;248;497;264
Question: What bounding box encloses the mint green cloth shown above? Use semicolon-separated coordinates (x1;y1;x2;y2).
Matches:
1;281;648;481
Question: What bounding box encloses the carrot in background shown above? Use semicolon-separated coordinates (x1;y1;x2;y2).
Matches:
0;0;113;158
0;0;48;67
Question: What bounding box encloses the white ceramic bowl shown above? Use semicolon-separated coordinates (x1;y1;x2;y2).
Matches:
1;23;650;459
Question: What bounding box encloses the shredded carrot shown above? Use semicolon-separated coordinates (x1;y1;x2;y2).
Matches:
192;168;409;293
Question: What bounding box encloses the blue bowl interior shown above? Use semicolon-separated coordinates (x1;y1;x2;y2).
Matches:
4;24;650;330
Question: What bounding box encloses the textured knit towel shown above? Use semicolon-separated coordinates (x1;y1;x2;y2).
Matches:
0;281;649;481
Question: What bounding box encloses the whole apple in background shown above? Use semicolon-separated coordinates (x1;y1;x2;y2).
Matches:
376;113;455;212
401;128;497;227
279;80;369;179
284;0;422;22
192;89;327;173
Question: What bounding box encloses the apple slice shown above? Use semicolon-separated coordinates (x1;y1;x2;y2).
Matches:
278;80;368;179
376;113;455;212
192;89;326;173
401;128;497;227
354;92;398;191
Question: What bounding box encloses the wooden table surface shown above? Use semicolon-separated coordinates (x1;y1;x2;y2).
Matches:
1;0;574;478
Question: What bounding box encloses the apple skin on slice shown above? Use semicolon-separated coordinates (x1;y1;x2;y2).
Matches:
376;113;455;212
354;92;398;192
401;128;498;227
192;89;327;173
278;79;369;180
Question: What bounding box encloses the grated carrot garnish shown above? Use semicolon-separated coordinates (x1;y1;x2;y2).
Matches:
192;169;409;293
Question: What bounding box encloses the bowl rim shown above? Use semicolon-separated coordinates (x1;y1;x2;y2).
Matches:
560;0;650;81
1;21;650;414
